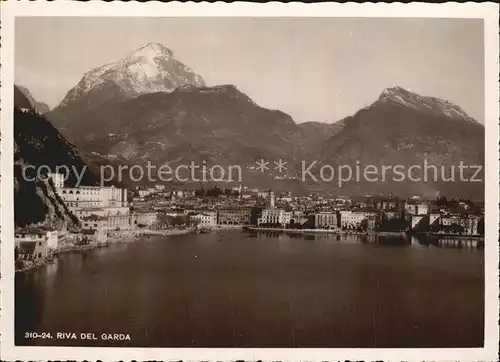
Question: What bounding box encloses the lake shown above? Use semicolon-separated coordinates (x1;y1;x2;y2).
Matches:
15;231;484;347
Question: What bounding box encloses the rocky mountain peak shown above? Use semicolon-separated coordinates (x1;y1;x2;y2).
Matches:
15;85;50;114
130;42;174;58
378;86;410;101
57;42;205;109
377;86;477;123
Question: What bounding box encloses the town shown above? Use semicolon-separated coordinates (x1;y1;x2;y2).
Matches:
15;172;485;271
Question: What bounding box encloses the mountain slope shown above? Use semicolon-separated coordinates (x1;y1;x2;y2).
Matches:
49;42;205;133
298;120;346;155
52;84;303;167
13;86;98;227
43;40;484;199
15;85;50;114
319;87;484;198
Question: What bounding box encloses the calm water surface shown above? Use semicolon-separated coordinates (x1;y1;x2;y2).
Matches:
15;231;484;347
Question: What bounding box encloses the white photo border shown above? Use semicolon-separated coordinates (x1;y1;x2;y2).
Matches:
1;2;498;361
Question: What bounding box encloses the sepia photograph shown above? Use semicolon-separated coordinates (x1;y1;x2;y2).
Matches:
1;2;498;361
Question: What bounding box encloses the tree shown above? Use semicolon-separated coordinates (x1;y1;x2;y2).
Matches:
477;217;485;236
303;215;315;229
15;259;25;271
170;215;187;227
430;222;442;233
250;207;262;226
359;219;368;232
435;196;448;207
450;223;465;235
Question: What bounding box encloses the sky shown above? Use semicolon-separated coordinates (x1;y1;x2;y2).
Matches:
15;17;484;123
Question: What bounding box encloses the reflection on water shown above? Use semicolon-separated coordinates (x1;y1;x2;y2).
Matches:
16;231;484;348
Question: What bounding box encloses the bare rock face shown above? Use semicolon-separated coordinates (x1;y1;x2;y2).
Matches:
14;87;97;227
320;87;484;198
57;42;205;110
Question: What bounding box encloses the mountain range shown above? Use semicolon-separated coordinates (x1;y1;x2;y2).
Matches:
14;85;50;114
29;42;485;199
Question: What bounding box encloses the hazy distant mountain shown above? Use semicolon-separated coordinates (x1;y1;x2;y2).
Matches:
318;86;484;198
14;85;50;114
298;120;346;155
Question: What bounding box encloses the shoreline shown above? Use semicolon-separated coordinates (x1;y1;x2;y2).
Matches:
244;227;405;237
130;227;196;237
246;227;485;240
15;227;197;274
16;243;107;274
16;226;484;274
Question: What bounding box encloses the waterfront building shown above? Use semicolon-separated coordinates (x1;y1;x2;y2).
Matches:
81;214;108;233
79;228;107;244
17;240;48;261
73;206;130;219
107;215;134;231
258;209;291;226
314;212;338;229
190;212;217;228
49;173;132;231
218;208;252;225
57;185;128;209
438;214;481;235
47;172;128;210
132;212;158;227
56;226;71;245
339;210;378;229
81;213;136;232
15;227;59;250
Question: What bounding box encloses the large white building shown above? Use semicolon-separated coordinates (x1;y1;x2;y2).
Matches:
49;173;128;209
15;227;59;250
315;212;338;229
436;214;481;235
58;186;128;209
258;209;291;226
133;212;158;227
190;212;217;228
339;211;377;229
49;173;132;231
73;206;131;219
